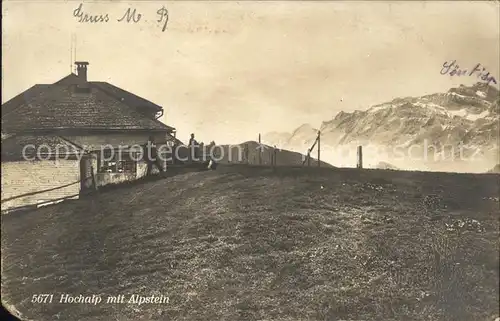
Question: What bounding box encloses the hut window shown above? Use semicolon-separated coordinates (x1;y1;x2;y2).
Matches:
98;151;136;173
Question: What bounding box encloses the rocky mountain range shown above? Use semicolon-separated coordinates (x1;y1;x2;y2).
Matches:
263;83;499;173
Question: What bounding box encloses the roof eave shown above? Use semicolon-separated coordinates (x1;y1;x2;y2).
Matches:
2;127;176;133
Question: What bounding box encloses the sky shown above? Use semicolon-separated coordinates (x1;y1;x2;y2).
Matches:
2;0;499;144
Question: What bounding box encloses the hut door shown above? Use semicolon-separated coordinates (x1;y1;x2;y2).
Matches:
80;155;93;192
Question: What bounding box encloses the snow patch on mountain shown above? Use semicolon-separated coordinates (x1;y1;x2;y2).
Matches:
476;91;487;98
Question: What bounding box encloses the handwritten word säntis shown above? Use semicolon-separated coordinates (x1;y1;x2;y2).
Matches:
440;60;497;85
73;3;169;32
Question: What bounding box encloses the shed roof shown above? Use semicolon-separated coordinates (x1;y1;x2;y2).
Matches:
1;84;174;133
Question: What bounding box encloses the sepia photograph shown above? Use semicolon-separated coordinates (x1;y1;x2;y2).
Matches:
1;0;499;320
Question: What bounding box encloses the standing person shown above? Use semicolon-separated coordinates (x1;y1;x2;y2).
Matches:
188;133;197;147
188;133;199;163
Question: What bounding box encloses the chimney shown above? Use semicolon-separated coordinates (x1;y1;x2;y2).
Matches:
75;61;89;82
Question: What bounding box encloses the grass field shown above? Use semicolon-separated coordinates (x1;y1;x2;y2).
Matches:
1;165;499;321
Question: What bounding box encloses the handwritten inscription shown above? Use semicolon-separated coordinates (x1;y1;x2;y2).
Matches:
157;6;169;32
73;3;168;32
440;60;497;85
117;8;142;23
73;4;109;23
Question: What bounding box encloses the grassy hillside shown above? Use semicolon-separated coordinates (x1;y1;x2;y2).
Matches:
1;166;499;321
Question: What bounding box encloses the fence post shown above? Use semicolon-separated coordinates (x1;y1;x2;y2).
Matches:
258;133;262;165
274;146;277;167
357;146;363;169
317;131;321;167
